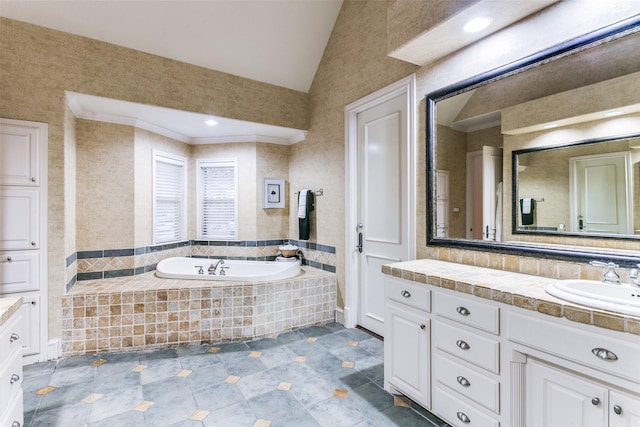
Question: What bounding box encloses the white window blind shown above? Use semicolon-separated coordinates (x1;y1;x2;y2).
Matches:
153;152;186;244
197;158;238;240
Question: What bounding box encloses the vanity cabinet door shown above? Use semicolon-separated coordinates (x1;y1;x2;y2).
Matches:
385;300;430;407
609;390;640;427
528;359;607;427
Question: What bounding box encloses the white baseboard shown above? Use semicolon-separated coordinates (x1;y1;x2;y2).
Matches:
334;307;345;325
47;338;61;360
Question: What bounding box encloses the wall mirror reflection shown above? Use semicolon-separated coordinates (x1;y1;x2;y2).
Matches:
428;19;640;255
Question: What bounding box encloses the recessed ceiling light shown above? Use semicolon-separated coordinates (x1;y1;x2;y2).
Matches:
604;111;622;117
463;16;493;33
204;119;218;127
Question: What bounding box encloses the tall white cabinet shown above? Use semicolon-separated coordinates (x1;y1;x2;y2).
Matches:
0;118;48;363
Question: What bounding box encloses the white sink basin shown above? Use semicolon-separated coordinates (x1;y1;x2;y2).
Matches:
545;280;640;316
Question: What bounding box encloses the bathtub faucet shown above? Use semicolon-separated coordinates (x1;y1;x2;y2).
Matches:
208;259;225;275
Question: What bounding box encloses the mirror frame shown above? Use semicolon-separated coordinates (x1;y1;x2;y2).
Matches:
511;132;640;239
426;15;640;267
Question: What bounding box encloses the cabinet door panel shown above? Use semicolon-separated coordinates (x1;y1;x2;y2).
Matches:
0;252;40;293
0;121;40;186
0;189;39;250
528;359;606;427
16;296;40;357
610;390;640;427
385;301;430;406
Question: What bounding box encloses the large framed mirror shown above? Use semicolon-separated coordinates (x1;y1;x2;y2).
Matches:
426;15;640;266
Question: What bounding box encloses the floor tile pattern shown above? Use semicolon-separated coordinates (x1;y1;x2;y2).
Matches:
23;323;451;427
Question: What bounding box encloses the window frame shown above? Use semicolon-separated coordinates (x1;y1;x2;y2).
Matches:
152;150;187;245
196;157;239;241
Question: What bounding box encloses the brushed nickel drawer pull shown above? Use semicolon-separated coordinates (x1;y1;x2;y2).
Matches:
31;177;36;182
591;397;600;406
10;373;20;384
456;340;470;350
400;290;411;298
420;324;426;330
456;376;471;387
592;347;618;361
9;332;20;343
5;256;12;262
12;421;21;427
613;405;622;415
457;412;471;424
456;306;470;316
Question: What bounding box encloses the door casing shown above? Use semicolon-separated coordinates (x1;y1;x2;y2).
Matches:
343;75;416;329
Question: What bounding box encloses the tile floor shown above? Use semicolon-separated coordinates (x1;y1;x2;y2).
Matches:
23;323;451;427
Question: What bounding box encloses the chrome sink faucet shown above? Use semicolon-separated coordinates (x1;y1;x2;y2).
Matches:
208;259;225;275
629;264;640;288
589;261;620;284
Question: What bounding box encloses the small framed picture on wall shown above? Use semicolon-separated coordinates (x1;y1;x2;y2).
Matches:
263;178;285;208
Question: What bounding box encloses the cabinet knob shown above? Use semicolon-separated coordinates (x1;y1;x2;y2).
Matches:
5;256;11;262
420;323;426;330
10;373;20;384
9;332;20;343
591;397;600;406
400;290;411;298
31;241;36;246
456;306;470;316
12;422;21;427
613;405;623;415
456;340;471;350
457;376;471;387
31;177;36;182
591;347;618;361
456;412;471;424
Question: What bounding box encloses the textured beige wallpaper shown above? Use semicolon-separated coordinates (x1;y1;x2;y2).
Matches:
256;143;290;239
76;120;136;250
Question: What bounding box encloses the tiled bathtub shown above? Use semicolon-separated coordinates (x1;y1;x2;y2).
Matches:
61;266;336;356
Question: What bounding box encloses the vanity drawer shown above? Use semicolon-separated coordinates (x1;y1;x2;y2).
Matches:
436;292;499;335
508;311;640;384
0;388;23;427
0;345;23;413
434;385;499;427
434;320;500;374
386;277;431;312
0;312;22;363
434;353;500;413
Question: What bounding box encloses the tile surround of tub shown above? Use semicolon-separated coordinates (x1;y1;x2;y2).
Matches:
74;240;337;284
61;268;337;356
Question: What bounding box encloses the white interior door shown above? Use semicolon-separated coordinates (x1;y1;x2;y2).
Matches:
570;152;632;234
356;92;409;336
466;147;502;240
482;146;503;241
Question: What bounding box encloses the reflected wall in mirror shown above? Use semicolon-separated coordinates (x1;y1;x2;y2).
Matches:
513;134;640;237
427;16;640;260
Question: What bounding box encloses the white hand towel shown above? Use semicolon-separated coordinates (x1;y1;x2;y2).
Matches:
522;198;532;214
298;189;309;219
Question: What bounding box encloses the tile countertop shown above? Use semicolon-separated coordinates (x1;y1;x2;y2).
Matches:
382;259;640;336
0;296;23;328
